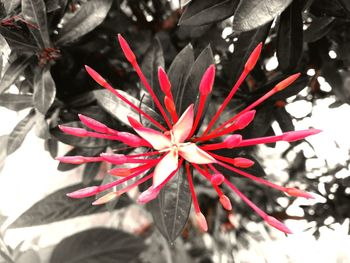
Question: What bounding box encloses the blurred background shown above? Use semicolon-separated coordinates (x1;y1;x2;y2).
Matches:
0;0;350;262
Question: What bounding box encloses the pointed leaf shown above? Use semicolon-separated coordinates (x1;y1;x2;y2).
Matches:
0;55;31;93
9;182;132;228
16;249;40;263
274;107;294;132
303;17;335;43
179;0;238;26
7;109;36;155
33;68;56;115
168;44;195;114
0;135;8;173
56;0;113;45
22;0;51;48
50;228;145;263
94;89;163;129
147;165;192;242
4;0;20;13
0;27;37;53
83;161;102;185
0;94;33;111
233;0;293;32
277;0;303;72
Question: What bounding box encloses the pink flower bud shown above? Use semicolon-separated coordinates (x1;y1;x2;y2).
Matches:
274;73;300;92
85;65;108;88
219;195;232;211
224;135;242;148
78;114;109;134
100;153;127;164
118;34;136;63
235;110;256;129
92;192;118;205
265;216;292;234
232;157;255;168
127;116;143;129
137;186;160;204
158;67;171;95
211;173;225;185
195;212;208;231
199;64;215;96
66;186;100;198
285;188;315;199
56;156;89;164
117;132;150;147
282;129;321;142
59;125;88;137
244;43;262;71
164;96;176;114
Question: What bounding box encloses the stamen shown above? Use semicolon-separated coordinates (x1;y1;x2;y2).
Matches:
85;65;166;131
202;43;262;136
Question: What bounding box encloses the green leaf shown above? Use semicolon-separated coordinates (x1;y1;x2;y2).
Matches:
233;0;293;32
9;182;132;228
0;55;31;93
49;228;145;263
147;165;192;242
33;68;56;115
7;109;36;155
0;94;33;111
22;0;51;48
179;0;237;26
56;0;113;46
94;89;163;129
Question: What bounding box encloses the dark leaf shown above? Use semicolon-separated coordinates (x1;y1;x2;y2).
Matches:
83;161;102;185
56;0;113;46
0;94;33;111
7;109;36;155
274;107;294;132
277;0;303;72
224;22;271;85
51;121;110;148
180;0;191;8
179;0;237;26
233;0;293;32
9;182;132;228
22;0;51;48
140;36;165;109
45;0;61;12
94;89;163;129
303;17;335;43
49;228;145;263
16;249;41;263
147;165;192;242
0;55;31;93
33;68;56;115
310;0;350;18
0;27;37;52
167;44;194;114
45;138;58;158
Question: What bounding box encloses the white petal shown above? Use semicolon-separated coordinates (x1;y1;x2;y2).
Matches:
179;143;216;164
128;117;172;150
172;104;194;143
153;150;178;188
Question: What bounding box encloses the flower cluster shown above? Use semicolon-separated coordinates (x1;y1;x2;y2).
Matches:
57;34;320;234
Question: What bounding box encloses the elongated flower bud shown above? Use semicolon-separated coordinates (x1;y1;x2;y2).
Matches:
285;188;315;199
224;135;242;148
211;173;225;185
92;192;118;205
232;157;255;168
85;65;108;88
234;110;256;130
199;64;215;96
265;216;292;234
78;114;113;134
158;67;171;95
219;195;232;211
66;186;100;198
196;212;208;231
59;125;88;137
100;153;127;164
244;43;262;71
109;167;133;177
274;73;300;91
118;34;136;63
56;156;101;164
282;129;321;142
137;186;160;204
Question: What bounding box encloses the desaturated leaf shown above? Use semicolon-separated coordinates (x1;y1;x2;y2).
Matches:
147;165;192;242
179;0;237;26
56;0;113;45
83;161;102;185
233;0;293;32
140;37;165;109
0;94;33;111
0;27;37;53
16;249;41;263
277;0;303;72
4;0;20;13
224;22;271;85
34;112;50;139
0;55;31;93
304;17;335;43
9;182;132;228
45;138;58;158
33;68;56;115
51;121;110;148
22;0;51;48
50;228;145;263
168;44;194;114
7;109;36;155
45;0;61;12
94;89;163;129
274;107;294;132
180;0;191;8
0;135;8;173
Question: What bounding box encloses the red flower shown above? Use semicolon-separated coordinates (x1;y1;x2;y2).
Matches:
57;34;320;234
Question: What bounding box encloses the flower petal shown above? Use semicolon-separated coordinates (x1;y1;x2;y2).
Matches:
128;116;172;150
179;143;216;164
153;150;178;188
172;104;194;143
